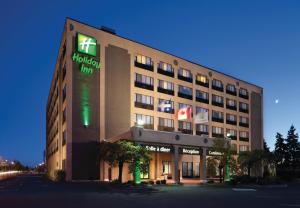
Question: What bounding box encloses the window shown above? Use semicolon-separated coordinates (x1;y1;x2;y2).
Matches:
196;124;209;135
162;161;171;174
212;111;223;119
178;121;192;130
196;90;209;103
196;107;208;114
158;62;173;72
158;118;174;128
239;145;249;152
227;114;237;121
226;84;236;95
240;116;249;125
135;114;154;125
135;54;152;66
239;131;249;142
212;79;223;90
158;80;174;90
212;126;224;134
196;74;209;84
179;103;193;114
135;94;153;105
226;99;236;107
239;88;249;99
212;94;224;107
226;129;237;140
135;73;153;85
178;85;193;96
178;68;192;78
239;102;249;113
158;99;174;113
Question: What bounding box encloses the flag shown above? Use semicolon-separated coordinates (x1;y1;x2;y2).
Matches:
176;107;191;120
194;111;208;124
158;100;172;112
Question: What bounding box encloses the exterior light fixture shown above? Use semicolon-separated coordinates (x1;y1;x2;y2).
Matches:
136;119;144;127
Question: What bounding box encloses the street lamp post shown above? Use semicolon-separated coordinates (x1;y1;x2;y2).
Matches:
225;133;231;183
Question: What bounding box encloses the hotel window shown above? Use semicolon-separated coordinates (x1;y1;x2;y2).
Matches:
239;131;249;142
226;129;237;140
179;103;193;114
226;114;237;125
135;94;154;110
196;90;209;103
239;116;249;127
226;84;236;95
196;107;208;114
196;124;209;135
226;98;237;110
158;80;174;90
158;62;173;72
135;114;154;128
196;74;209;87
135;73;154;90
178;85;193;100
158;118;174;128
212;94;224;107
135;54;153;66
239;145;249;152
212;110;223;122
162;161;171;175
212;126;224;137
239;88;249;99
212;79;223;91
158;99;174;113
178;68;193;82
178;121;192;134
239;102;249;113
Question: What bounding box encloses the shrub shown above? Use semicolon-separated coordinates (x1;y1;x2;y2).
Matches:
54;170;66;182
156;180;161;185
149;180;154;185
161;179;167;184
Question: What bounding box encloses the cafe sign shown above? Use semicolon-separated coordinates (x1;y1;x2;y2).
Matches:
143;145;173;153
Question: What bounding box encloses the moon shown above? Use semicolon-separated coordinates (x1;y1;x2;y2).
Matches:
275;99;279;104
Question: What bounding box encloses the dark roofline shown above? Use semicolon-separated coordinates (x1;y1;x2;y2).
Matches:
66;17;263;90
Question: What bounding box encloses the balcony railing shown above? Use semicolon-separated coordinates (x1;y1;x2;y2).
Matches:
226;89;237;96
212;101;224;108
196;97;209;104
239;93;249;100
239;108;249;113
157;87;174;96
134;81;154;91
178;128;193;135
178;92;193;100
212;117;224;123
134;61;154;71
226;120;237;125
178;74;193;83
157;68;174;77
226;105;237;111
239;137;249;142
134;102;154;110
212;133;224;138
195;80;209;88
196;131;209;136
158;109;175;114
229;135;237;140
239;122;249;128
212;85;224;92
158;126;175;132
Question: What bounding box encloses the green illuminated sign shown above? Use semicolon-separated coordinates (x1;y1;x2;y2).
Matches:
72;33;101;74
77;33;97;56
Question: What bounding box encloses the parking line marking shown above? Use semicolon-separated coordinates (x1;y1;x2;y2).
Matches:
232;188;256;192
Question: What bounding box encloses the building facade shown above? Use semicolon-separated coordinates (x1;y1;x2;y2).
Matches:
46;18;263;182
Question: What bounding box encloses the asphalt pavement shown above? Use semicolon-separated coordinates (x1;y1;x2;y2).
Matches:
0;174;299;208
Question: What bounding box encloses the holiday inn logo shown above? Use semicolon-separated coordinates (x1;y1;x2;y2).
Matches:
77;33;97;56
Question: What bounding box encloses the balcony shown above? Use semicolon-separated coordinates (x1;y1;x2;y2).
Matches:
212;85;224;92
239;108;249;114
158;126;175;132
143;124;154;130
178;128;193;135
212;101;224;108
196;131;209;136
134;81;154;91
226;105;237;111
239;137;249;142
239;122;249;128
212;117;224;123
212;133;224;138
157;87;174;96
157;68;174;78
239;93;249;100
134;61;154;71
196;97;209;104
195;80;209;88
134;102;154;110
226;120;237;125
178;92;193;100
226;89;237;96
178;74;193;83
229;135;237;140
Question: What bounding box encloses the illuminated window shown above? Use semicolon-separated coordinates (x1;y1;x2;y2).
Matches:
158;118;174;127
135;93;153;105
226;99;236;107
178;68;192;78
212;126;223;134
158;80;174;90
158;62;173;72
239;145;249;152
196;74;208;83
134;114;153;125
136;54;152;66
240;131;249;138
162;161;171;174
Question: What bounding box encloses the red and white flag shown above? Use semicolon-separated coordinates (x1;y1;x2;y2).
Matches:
176;107;191;120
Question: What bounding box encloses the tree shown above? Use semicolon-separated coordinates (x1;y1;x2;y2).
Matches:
238;150;265;177
274;133;286;168
98;141;151;183
263;139;270;153
206;157;217;178
285;125;300;171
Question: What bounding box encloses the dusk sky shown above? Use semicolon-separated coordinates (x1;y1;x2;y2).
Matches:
0;0;299;166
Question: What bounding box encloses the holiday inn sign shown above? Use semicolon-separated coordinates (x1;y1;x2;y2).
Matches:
72;33;100;74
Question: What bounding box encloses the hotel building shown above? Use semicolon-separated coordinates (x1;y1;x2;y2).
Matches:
46;18;263;182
